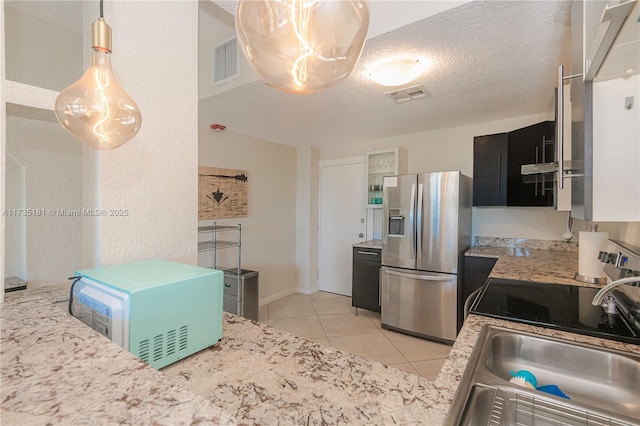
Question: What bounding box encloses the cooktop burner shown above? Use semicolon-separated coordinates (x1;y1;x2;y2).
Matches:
470;278;640;345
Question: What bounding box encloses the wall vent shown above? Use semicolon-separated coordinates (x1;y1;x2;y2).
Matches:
384;84;431;104
212;37;238;85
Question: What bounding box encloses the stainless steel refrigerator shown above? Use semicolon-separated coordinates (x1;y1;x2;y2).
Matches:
381;171;471;343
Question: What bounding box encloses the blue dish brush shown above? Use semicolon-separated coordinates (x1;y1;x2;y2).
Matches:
509;369;571;400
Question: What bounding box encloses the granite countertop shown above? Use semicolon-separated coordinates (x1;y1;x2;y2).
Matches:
352;239;382;249
3;276;638;424
1;283;447;424
466;244;593;287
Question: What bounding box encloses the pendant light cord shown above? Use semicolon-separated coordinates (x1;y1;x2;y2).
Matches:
100;0;104;18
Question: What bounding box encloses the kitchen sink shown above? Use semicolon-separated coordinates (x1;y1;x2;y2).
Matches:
446;326;640;425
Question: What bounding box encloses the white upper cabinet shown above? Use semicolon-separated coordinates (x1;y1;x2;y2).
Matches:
569;0;640;221
365;148;407;208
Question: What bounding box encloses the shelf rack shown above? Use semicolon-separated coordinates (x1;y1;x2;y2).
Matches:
198;223;241;274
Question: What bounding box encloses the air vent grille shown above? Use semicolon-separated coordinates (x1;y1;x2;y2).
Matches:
179;325;188;351
384;84;431;104
138;339;150;363
153;334;164;362
213;38;238;85
136;325;188;366
166;329;176;356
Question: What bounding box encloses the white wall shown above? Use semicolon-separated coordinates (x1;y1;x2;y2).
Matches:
1;0;6;301
320;112;577;241
296;146;319;294
84;1;199;267
6;116;83;286
4;152;26;279
199;127;298;304
3;4;83;286
4;3;82;91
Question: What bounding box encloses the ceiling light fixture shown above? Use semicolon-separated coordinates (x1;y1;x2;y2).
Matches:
55;0;141;150
235;0;370;95
368;57;429;87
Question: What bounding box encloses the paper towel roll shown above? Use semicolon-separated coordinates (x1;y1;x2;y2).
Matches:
578;231;609;279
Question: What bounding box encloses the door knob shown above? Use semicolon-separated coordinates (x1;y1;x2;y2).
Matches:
359;233;364;238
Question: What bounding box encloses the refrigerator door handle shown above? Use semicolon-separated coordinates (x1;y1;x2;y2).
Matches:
384;269;454;282
409;183;416;258
417;183;424;262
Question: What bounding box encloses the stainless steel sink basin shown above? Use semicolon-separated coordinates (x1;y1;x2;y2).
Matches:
446;326;640;425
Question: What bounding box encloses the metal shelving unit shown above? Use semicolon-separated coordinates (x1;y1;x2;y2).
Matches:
198;223;259;319
198;223;242;273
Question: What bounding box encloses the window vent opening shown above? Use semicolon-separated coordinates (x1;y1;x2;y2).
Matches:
213;38;238;85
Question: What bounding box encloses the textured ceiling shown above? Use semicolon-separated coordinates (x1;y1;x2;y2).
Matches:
199;0;571;147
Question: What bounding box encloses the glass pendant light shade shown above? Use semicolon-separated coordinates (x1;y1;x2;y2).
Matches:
55;18;141;150
236;0;369;94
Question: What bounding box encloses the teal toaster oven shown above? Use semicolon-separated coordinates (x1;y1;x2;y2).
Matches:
71;259;223;369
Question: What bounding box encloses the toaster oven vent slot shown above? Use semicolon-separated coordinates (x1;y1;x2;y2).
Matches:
166;329;177;356
153;334;164;362
179;325;188;351
138;339;150;363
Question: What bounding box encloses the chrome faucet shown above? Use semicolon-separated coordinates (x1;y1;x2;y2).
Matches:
591;276;640;306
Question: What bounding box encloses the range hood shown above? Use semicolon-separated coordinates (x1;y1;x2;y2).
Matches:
521;161;575;180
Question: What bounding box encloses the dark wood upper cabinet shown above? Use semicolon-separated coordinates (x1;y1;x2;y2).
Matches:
473;121;555;207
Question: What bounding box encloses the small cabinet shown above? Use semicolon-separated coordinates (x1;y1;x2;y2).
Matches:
460;255;497;329
365;148;407;208
352;247;381;312
473;121;555;207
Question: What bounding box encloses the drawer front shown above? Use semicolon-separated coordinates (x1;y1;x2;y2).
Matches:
353;247;381;262
223;294;239;315
223;274;240;296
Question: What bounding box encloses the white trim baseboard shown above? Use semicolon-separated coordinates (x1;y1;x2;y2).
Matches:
296;285;319;295
259;287;296;306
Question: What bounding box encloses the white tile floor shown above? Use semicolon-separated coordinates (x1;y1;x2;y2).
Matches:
259;291;451;380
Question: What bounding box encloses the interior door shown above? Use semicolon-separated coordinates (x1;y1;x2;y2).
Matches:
319;159;365;296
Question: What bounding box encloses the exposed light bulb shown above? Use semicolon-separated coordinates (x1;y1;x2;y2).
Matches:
236;0;369;95
55;18;141;150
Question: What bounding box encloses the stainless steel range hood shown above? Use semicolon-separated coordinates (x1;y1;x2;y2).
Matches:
521;160;576;180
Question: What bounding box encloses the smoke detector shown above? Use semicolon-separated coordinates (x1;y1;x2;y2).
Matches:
384;84;431;104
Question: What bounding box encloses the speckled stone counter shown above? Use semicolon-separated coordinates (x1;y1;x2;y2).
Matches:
352;239;382;249
465;246;587;286
0;284;237;425
163;314;447;424
4;278;638;425
1;283;447;425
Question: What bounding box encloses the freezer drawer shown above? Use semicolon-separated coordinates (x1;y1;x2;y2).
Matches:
381;266;458;343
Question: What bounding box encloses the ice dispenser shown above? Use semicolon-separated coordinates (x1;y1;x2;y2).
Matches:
388;208;405;236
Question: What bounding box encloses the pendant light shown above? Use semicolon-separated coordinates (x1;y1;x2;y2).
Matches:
235;0;369;95
55;0;141;150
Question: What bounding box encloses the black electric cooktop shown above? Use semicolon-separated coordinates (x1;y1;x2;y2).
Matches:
471;278;640;345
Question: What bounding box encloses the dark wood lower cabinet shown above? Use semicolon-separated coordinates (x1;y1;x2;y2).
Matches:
459;255;498;330
352;247;381;313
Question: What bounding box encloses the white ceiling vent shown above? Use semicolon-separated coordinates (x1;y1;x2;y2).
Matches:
384;84;431;104
212;37;238;86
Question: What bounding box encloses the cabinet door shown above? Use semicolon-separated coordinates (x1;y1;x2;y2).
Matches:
352;248;381;312
473;134;508;206
460;256;497;330
507;121;555;207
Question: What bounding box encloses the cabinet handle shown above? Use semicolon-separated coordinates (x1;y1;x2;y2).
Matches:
557;65;565;190
496;154;501;198
357;251;379;255
534;146;539;196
